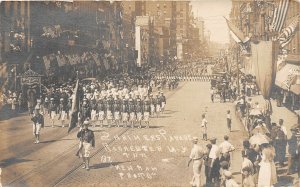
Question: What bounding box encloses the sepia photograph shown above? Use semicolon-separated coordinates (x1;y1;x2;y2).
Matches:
0;0;300;186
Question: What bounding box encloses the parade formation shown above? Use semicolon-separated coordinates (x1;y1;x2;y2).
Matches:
1;0;300;187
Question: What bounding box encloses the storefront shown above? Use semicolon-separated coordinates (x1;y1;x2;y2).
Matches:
275;62;300;110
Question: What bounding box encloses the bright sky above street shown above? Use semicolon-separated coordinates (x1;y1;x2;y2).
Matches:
191;0;232;44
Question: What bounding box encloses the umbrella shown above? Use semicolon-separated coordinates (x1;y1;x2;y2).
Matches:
249;109;262;116
251;125;269;135
249;133;270;145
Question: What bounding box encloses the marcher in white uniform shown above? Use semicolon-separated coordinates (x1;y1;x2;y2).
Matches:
188;137;206;187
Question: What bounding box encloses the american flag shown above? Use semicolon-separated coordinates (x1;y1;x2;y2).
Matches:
278;15;299;48
270;0;290;33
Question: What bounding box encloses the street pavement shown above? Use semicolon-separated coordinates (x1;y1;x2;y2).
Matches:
0;82;266;187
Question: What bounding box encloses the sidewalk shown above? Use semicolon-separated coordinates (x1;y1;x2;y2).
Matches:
249;94;298;137
241;94;298;186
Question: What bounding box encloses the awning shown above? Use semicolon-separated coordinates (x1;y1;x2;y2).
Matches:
275;63;299;90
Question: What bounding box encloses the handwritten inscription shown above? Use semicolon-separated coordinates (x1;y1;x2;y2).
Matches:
100;129;192;180
115;165;158;180
100;129;193;142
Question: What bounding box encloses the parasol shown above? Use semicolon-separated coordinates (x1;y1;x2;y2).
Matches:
249;133;270;145
249;109;262;116
251;125;269;135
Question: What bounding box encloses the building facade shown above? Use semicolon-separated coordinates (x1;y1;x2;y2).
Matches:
285;0;300;55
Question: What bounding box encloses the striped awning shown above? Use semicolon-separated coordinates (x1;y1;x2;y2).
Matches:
275;64;299;90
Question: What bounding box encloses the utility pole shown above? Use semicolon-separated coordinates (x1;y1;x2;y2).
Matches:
236;45;240;94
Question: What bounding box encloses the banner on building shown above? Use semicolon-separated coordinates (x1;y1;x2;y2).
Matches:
135;26;141;67
251;41;279;99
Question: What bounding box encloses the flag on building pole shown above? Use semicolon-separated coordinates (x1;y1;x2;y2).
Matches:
224;17;246;43
270;0;290;32
68;79;79;133
278;15;299;48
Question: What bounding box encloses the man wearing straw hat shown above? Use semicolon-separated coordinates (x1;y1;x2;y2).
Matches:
77;120;95;171
31;106;44;144
188;137;206;187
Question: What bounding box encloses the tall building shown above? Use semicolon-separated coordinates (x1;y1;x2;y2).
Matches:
176;1;190;39
194;17;205;43
122;1;194;61
122;1;178;61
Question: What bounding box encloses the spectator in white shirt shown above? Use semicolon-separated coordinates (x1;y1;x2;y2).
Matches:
219;135;235;166
208;137;220;185
188;137;207;187
201;114;208;141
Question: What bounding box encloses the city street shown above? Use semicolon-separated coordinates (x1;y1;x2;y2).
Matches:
1;82;247;187
1;1;300;186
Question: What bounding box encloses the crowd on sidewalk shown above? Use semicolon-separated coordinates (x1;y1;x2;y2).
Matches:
190;71;300;187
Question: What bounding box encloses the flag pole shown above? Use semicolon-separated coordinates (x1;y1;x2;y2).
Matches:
236;45;240;95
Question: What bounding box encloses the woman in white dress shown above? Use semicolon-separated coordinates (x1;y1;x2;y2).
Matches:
257;145;277;187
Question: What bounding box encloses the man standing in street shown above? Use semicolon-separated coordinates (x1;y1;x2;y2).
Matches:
208;137;220;185
226;110;232;132
201;114;208;141
77;120;95;171
143;95;151;128
160;92;166;114
219;135;235;166
188;137;206;187
31;107;44;144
